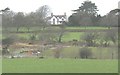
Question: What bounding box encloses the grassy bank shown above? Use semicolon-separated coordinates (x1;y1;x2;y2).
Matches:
2;58;118;73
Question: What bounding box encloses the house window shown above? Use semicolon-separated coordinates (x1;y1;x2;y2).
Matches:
59;21;62;23
53;19;55;24
57;19;59;24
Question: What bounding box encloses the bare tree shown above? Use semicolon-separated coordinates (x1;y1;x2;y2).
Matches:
24;13;36;32
13;12;25;32
35;5;51;30
2;11;15;31
57;24;66;43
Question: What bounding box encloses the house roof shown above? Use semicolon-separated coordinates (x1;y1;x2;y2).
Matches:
47;15;66;20
54;15;66;19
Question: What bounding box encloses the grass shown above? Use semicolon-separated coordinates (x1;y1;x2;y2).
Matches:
3;26;109;32
0;59;1;74
62;32;83;42
2;58;118;73
16;33;31;40
2;32;84;42
1;26;118;73
1;26;116;41
66;26;108;30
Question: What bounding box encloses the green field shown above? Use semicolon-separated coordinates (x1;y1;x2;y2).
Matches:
62;32;83;42
2;26;117;42
2;58;118;73
2;32;84;42
2;26;109;32
66;26;108;30
2;26;118;73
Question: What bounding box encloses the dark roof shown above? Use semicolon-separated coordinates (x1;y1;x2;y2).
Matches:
47;15;66;20
54;15;66;19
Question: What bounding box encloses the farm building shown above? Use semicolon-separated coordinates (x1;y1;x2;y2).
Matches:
47;13;67;25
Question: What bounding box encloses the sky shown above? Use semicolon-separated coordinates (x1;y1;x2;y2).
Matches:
0;0;120;17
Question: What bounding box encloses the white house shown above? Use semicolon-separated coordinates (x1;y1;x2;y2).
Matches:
48;13;67;25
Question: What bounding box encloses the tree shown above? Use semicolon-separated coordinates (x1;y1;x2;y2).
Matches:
69;0;99;26
35;5;51;30
13;12;25;32
57;24;66;43
0;7;10;12
74;0;98;15
2;11;15;30
100;9;119;28
79;12;93;28
68;13;80;26
91;14;102;26
24;12;36;32
100;14;118;28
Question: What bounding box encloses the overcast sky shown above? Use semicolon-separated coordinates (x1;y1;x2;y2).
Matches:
0;0;119;16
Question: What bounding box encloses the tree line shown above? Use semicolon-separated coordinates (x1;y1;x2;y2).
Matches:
68;0;119;27
2;0;119;31
2;5;50;32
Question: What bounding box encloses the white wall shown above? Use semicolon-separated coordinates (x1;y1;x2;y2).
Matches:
50;16;58;24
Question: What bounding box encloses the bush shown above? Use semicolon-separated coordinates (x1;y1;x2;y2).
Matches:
54;46;63;58
29;34;37;41
81;32;98;46
79;47;92;59
2;47;10;55
2;35;16;55
2;36;15;47
54;50;61;58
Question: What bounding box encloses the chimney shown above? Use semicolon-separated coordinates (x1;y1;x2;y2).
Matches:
118;1;120;9
64;12;67;21
51;13;53;16
64;12;66;16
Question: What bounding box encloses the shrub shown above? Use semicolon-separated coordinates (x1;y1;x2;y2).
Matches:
81;32;98;46
2;47;10;55
79;47;92;59
2;36;15;47
54;46;63;58
54;50;61;58
29;34;37;41
2;36;16;55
